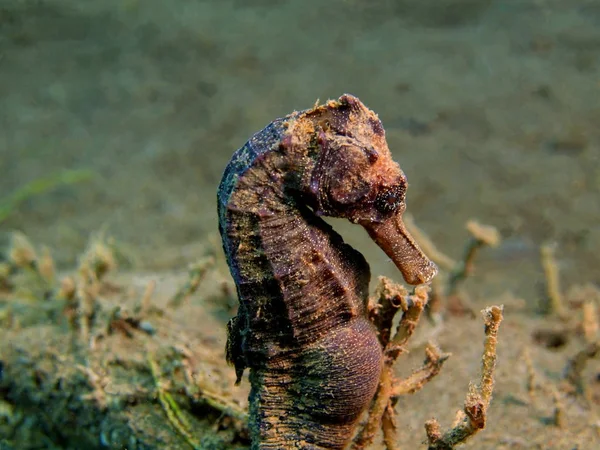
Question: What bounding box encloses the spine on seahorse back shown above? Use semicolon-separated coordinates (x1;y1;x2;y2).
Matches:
218;95;437;449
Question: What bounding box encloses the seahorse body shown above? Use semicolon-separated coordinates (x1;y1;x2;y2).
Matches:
218;95;436;449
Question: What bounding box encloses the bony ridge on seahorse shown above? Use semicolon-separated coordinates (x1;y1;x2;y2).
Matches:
218;94;437;449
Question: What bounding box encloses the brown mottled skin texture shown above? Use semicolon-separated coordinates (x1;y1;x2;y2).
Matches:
218;95;437;449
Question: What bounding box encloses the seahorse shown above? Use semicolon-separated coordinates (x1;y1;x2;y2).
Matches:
217;94;437;449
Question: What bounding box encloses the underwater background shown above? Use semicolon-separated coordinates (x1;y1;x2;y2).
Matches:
1;1;599;449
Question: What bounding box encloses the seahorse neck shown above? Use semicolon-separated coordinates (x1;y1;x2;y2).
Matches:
222;147;370;350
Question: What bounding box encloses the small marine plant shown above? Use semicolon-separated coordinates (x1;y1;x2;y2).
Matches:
0;169;93;225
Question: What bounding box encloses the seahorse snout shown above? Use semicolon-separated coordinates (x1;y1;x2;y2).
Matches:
362;213;438;285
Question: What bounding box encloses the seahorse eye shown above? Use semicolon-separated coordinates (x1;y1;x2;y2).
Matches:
375;184;406;214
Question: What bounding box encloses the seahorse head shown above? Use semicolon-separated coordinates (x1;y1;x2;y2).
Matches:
297;94;438;285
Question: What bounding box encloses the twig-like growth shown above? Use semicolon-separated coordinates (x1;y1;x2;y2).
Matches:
38;246;56;284
140;280;156;315
352;355;394;449
551;386;565;428
148;354;202;450
197;389;248;424
8;232;38;270
392;285;430;349
77;275;99;343
169;258;214;308
425;305;503;450
78;234;117;283
391;344;450;397
0;262;11;291
353;282;450;450
427;275;447;323
422;220;499;320
178;350;248;424
582;299;599;344
522;347;538;399
540;243;566;318
447;221;500;296
76;235;117;343
76;364;109;411
5;232;56;298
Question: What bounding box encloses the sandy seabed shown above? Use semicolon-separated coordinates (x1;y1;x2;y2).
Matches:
0;1;599;449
